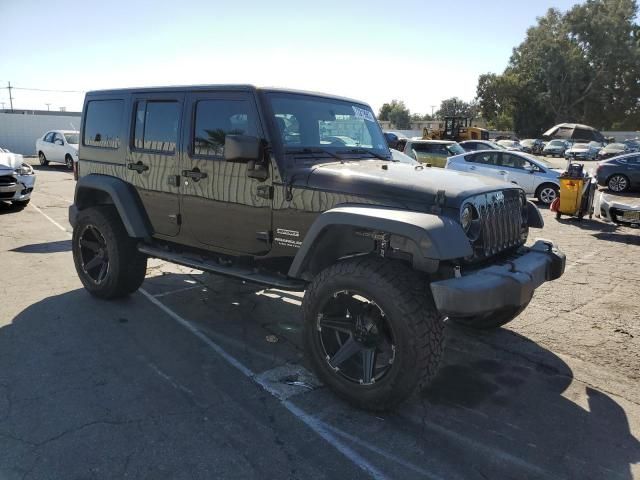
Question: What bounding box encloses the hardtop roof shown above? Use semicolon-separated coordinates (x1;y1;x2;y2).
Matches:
85;85;368;106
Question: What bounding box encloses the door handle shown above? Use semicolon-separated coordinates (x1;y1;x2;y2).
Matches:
469;166;476;170
498;170;507;175
127;161;149;173
182;168;208;181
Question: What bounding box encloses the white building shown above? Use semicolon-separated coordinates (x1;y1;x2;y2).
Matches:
0;110;81;155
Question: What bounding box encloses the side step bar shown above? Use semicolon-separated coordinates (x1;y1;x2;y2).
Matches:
138;244;306;291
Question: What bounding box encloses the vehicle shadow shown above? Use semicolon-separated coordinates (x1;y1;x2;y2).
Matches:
0;201;26;215
555;217;619;232
2;273;638;479
592;231;640;245
10;239;71;254
29;163;73;173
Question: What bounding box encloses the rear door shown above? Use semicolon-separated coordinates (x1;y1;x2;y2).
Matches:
126;93;184;237
625;156;640;186
468;151;509;182
180;91;272;255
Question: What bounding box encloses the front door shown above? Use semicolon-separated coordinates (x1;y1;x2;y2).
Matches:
126;94;183;237
180;91;272;255
501;153;536;193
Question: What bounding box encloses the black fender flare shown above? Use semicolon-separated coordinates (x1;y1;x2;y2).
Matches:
287;206;473;279
70;174;152;238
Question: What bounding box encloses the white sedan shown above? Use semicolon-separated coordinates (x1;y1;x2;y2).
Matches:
446;150;563;205
35;130;79;170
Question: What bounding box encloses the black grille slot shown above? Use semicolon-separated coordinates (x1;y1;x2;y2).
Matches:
0;175;16;186
468;190;525;260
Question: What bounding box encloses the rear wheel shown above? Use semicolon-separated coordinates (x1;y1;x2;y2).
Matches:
608;174;629;193
537;184;559;206
38;152;49;166
65;154;74;170
450;303;529;330
303;257;444;411
72;206;147;299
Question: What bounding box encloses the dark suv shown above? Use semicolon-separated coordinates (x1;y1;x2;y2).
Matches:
69;85;565;410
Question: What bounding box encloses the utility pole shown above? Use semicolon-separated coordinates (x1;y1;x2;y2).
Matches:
430;105;436;117
1;102;5;110
45;103;51;111
7;81;14;111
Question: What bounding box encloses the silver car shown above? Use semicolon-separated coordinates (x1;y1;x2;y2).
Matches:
0;150;36;207
445;150;562;205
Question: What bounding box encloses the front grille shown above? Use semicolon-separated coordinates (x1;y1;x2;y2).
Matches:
0;175;16;186
466;190;526;260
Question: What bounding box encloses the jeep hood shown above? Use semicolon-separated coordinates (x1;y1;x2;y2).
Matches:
306;160;517;208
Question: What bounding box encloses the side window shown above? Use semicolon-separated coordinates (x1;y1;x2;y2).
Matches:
501;154;525;169
44;132;54;142
84;99;124;149
434;145;449;155
193;99;258;157
475;152;499;165
467;142;478;150
132;101;179;153
53;133;64;144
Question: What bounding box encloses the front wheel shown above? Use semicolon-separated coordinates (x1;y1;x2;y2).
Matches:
608;174;629;193
302;258;444;411
72;206;147;299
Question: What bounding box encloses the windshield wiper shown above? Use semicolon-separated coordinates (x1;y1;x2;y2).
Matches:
285;147;341;160
337;148;395;161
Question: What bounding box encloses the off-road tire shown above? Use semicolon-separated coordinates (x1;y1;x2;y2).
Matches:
72;206;147;299
450;302;529;330
38;152;49;166
302;257;445;411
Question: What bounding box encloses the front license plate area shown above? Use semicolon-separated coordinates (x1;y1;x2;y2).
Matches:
622;210;640;222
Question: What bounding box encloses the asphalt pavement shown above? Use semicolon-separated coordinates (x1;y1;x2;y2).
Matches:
0;163;638;479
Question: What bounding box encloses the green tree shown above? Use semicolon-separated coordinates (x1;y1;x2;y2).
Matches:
377;100;411;129
475;0;640;135
436;97;477;118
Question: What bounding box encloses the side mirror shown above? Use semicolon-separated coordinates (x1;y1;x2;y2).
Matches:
224;135;260;162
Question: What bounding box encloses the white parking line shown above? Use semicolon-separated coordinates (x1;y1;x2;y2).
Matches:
30;203;70;233
139;288;391;480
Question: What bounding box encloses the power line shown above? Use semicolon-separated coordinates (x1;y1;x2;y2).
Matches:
0;85;85;94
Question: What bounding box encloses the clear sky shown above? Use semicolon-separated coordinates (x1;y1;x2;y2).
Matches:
0;0;580;115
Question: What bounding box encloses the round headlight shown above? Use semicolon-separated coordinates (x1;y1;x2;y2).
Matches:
460;204;473;232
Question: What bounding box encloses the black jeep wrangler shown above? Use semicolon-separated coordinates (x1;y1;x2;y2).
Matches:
69;85;565;410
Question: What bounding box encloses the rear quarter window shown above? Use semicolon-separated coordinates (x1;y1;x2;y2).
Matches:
83;99;124;149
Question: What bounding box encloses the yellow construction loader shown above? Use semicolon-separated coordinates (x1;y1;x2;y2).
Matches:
423;116;489;142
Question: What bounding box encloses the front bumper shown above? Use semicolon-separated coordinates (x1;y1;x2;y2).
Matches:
0;174;36;202
430;239;565;317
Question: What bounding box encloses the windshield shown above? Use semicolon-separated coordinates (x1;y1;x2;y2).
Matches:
64;133;79;144
267;93;389;160
446;143;465;155
549;140;565;146
573;143;589;149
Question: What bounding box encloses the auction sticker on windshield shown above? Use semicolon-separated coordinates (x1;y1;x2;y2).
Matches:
352;106;375;122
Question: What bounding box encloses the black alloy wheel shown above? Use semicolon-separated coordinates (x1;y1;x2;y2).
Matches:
316;290;395;385
78;224;110;284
